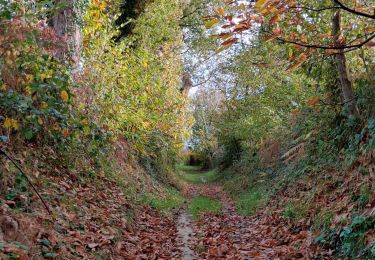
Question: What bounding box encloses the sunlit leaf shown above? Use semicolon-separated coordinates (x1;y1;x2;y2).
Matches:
255;0;269;9
205;19;220;28
4;117;12;129
215;6;225;16
60;90;69;102
364;27;375;33
306;97;320;106
269;14;280;24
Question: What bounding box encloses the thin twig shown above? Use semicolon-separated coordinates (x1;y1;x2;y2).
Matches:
275;33;375;50
0;149;52;215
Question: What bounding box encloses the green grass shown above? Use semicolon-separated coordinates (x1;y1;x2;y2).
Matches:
177;164;220;184
312;209;333;231
282;201;309;220
235;191;268;215
142;188;185;213
188;196;222;218
176;164;202;173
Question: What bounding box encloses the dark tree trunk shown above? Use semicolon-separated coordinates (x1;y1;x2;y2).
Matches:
331;7;359;116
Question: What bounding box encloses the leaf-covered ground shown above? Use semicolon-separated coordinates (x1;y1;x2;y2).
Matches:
1;163;373;259
0;172;183;259
190;185;326;259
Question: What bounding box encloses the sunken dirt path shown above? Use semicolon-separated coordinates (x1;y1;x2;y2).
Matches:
178;184;329;260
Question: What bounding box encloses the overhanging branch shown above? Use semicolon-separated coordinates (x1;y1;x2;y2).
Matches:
333;0;375;19
275;33;375;50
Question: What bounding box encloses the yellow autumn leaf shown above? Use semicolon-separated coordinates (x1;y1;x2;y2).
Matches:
205;19;220;28
26;74;34;82
0;83;7;91
38;117;43;125
25;86;32;96
255;0;269;9
4;117;12;129
216;44;231;53
82;118;89;125
53;126;61;132
98;2;106;11
215;6;225;16
60;90;69;102
12;119;19;130
40;73;49;79
40;101;48;109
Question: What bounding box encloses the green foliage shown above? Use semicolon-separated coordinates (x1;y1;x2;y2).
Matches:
338;215;375;258
315;215;375;259
188;196;222;219
83;0;191;165
0;2;111;177
5;172;28;202
356;185;371;209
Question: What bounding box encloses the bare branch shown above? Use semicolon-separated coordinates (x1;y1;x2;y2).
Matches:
289;6;339;12
333;0;375;19
275;33;375;51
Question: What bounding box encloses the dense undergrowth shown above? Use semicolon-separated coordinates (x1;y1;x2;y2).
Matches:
185;1;375;257
0;0;374;258
198;102;375;258
0;0;190;258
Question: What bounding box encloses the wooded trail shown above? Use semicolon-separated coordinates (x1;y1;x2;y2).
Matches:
174;169;329;259
1;0;374;258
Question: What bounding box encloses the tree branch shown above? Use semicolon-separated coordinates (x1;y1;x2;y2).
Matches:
289;6;339;12
0;149;52;216
275;33;375;50
333;0;374;19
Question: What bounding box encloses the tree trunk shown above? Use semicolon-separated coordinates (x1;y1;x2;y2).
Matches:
331;7;359;116
52;0;82;67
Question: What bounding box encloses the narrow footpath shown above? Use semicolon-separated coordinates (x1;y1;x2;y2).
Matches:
177;168;329;259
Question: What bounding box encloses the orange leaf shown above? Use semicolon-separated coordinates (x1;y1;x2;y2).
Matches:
269;14;280;24
271;23;281;35
217;32;233;39
264;34;275;42
63;128;70;138
60;90;69;102
364;27;375;33
306;97;320;106
221;24;233;29
221;38;238;46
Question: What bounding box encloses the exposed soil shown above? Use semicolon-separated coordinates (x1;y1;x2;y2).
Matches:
177;210;196;260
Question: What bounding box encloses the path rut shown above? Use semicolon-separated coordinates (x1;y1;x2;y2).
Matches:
177;210;196;260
